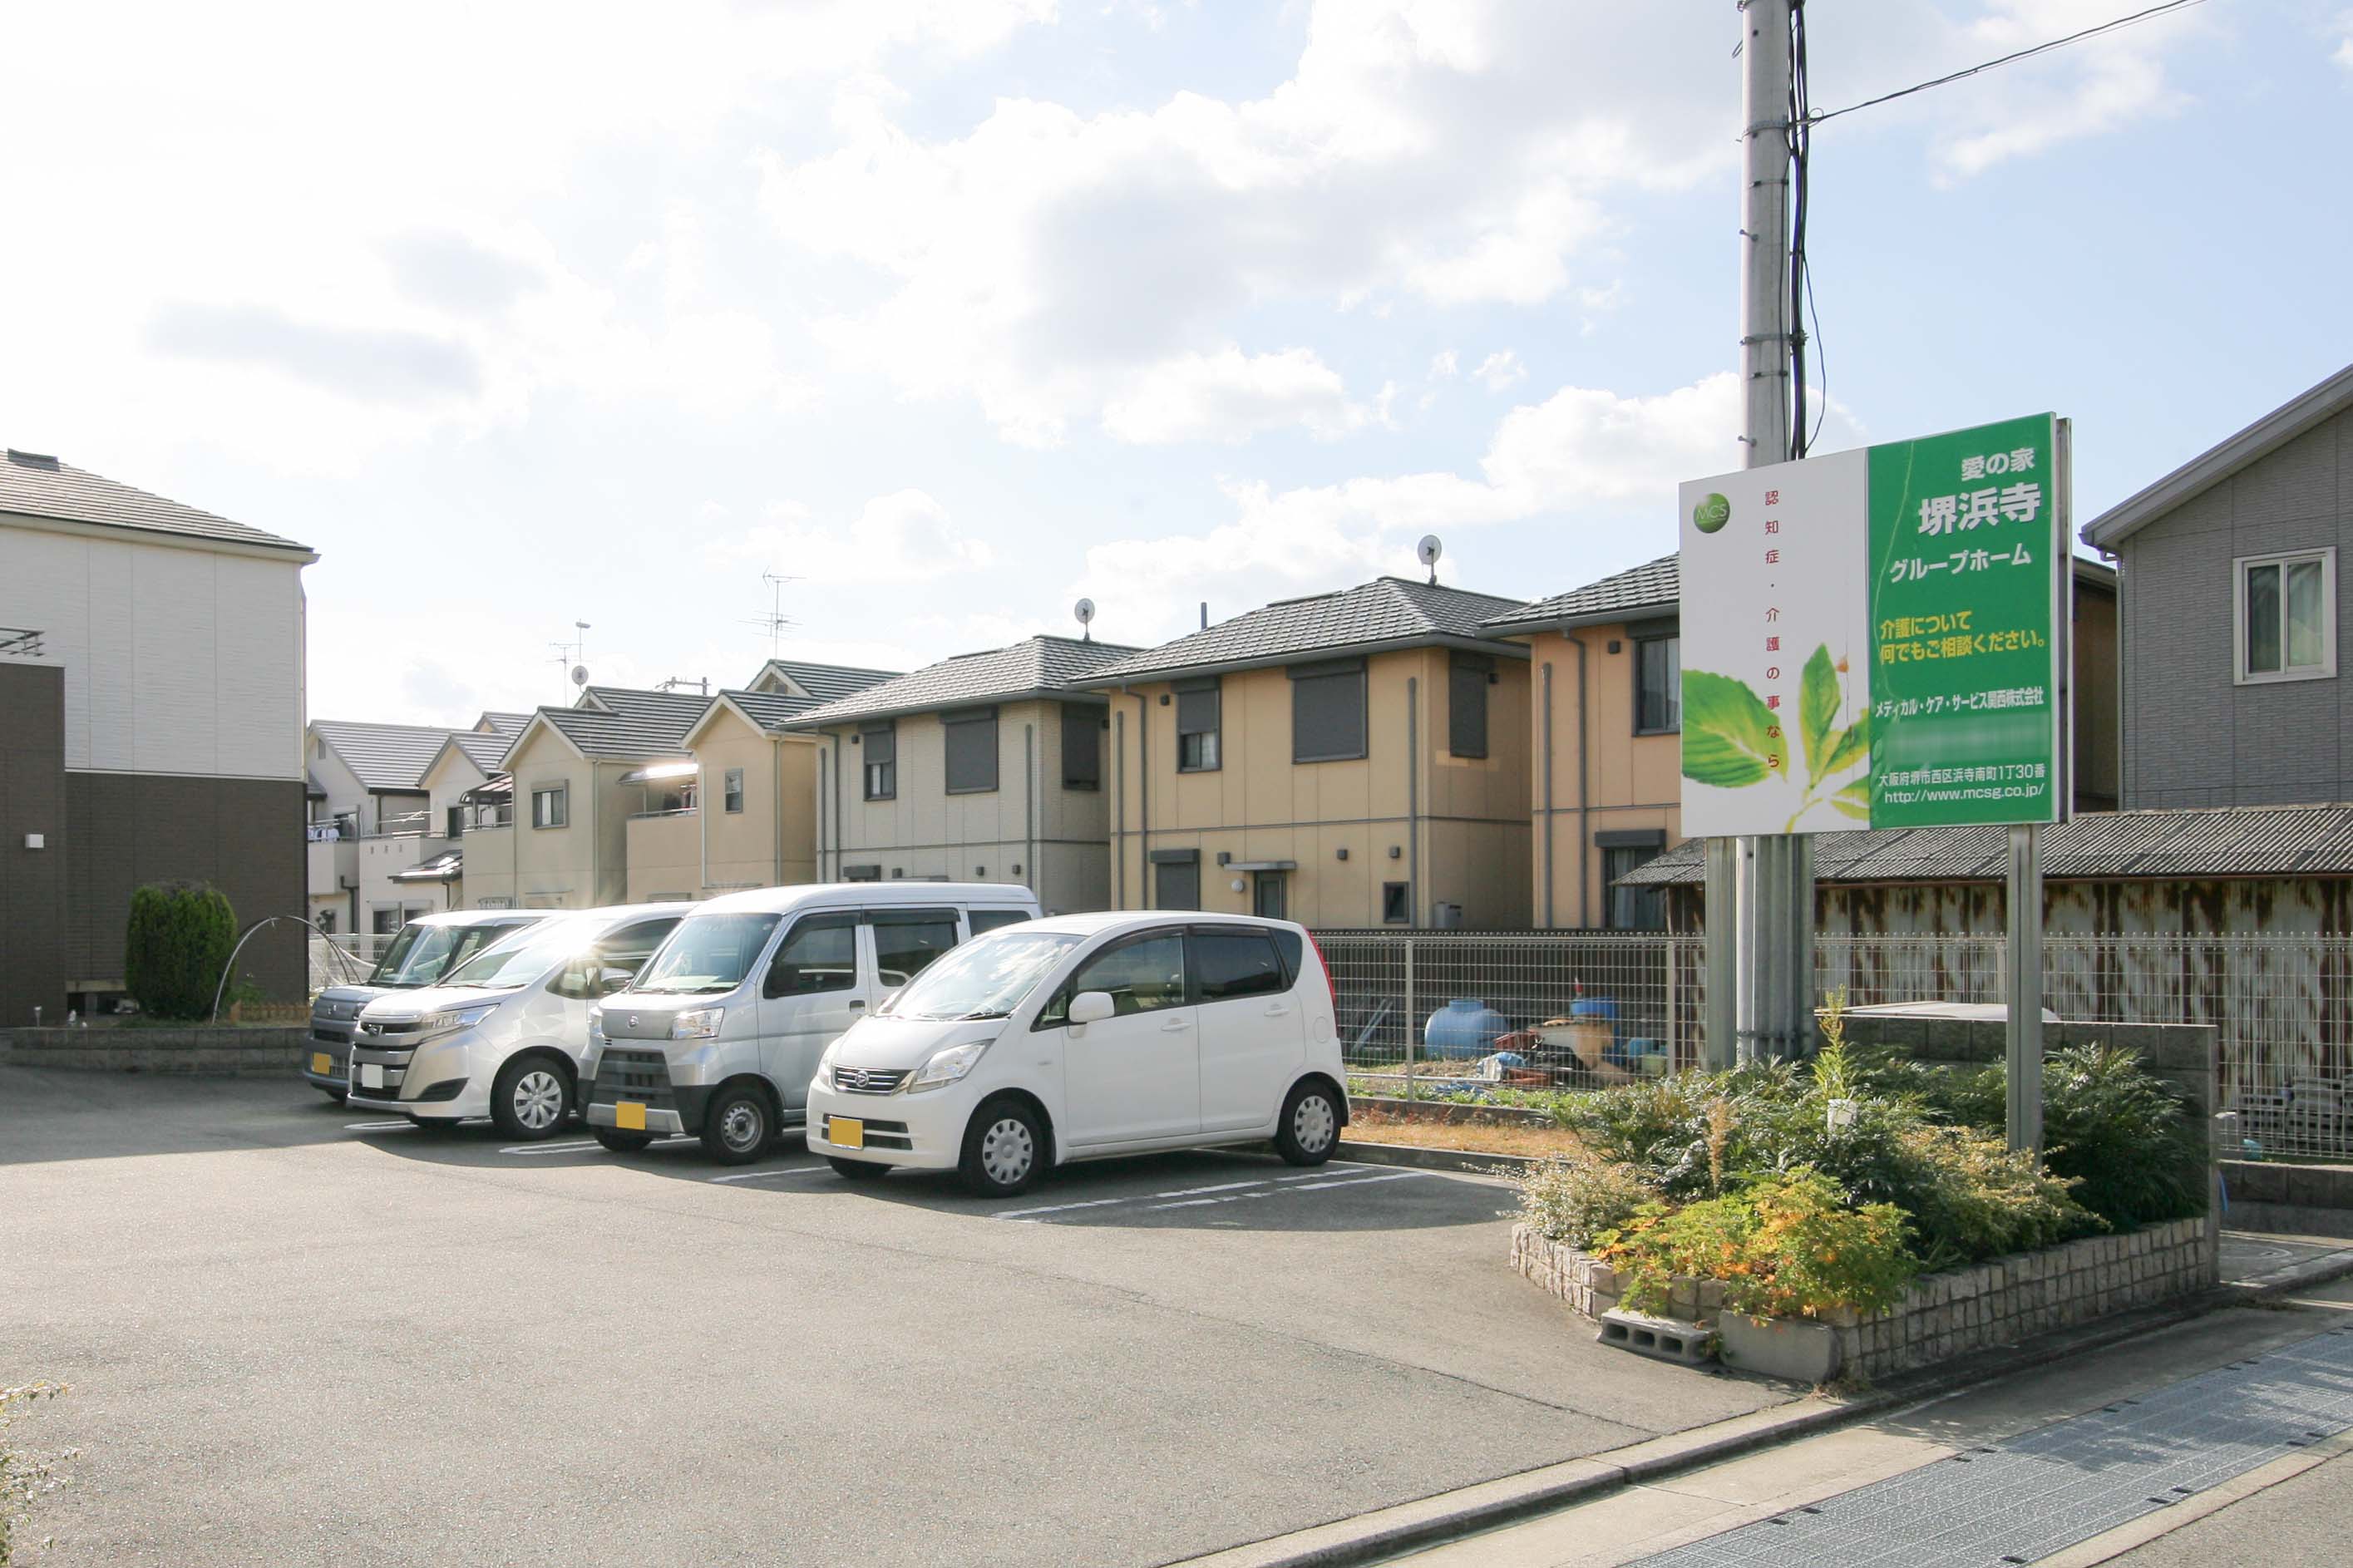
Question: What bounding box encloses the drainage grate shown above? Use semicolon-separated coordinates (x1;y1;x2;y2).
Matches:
1632;1325;2353;1567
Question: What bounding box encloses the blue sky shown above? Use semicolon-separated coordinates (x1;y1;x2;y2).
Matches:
3;0;2347;723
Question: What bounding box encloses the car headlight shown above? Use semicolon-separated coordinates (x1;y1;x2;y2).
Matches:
814;1037;843;1089
417;1003;500;1040
671;1007;723;1040
906;1039;992;1092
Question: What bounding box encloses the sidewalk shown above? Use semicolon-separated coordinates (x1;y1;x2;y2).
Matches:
1169;1230;2353;1568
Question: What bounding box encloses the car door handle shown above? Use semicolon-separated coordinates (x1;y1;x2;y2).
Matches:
1265;1003;1292;1017
1159;1016;1191;1033
848;999;866;1010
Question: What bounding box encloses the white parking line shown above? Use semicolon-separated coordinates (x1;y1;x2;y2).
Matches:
343;1121;412;1132
708;1166;834;1184
500;1139;603;1156
1002;1166;1430;1221
996;1196;1132;1219
1281;1171;1426;1193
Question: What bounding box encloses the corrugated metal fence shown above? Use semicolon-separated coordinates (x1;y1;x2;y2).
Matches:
1318;929;2353;1159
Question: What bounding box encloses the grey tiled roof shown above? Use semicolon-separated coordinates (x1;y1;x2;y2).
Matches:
713;688;826;733
1082;578;1527;684
1;448;313;556
749;658;902;703
1482;554;1680;634
445;732;513;773
312;720;458;793
528;687;708;761
1620;805;2353;887
789;636;1147;727
475;711;531;738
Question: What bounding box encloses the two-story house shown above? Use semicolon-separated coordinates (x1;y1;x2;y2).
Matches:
2082;362;2350;809
790;636;1142;913
1488;550;2120;929
1080;578;1532;927
0;447;313;1021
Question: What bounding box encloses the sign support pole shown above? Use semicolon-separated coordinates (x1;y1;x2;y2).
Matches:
1732;0;1812;1063
2004;822;2044;1152
1703;837;1738;1068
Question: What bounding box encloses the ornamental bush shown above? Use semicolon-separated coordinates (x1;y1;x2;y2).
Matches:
123;882;238;1020
1513;1153;1659;1249
1596;1169;1918;1321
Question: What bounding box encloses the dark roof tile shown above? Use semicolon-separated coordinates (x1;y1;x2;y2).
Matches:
1;449;312;555
1083;578;1526;684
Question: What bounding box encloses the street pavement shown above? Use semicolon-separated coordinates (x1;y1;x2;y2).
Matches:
0;1067;1793;1567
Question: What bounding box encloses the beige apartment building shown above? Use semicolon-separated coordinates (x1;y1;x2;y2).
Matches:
1487;553;2120;929
1082;578;1533;928
791;636;1141;915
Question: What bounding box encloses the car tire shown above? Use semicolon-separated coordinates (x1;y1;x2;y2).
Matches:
958;1097;1044;1198
700;1084;773;1166
828;1157;889;1182
321;1088;348;1105
1275;1080;1341;1166
491;1054;573;1141
594;1128;655;1154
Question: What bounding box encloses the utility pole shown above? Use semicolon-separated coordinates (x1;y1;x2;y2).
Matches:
1720;0;1814;1065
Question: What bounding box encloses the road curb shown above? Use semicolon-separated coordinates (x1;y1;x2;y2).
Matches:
1162;1235;2353;1568
1333;1141;1533;1176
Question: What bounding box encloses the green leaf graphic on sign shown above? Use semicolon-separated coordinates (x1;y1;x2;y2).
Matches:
1833;781;1871;821
1681;670;1784;787
1822;709;1869;776
1800;645;1839;783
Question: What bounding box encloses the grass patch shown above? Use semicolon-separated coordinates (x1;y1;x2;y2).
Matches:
1344;1107;1587;1160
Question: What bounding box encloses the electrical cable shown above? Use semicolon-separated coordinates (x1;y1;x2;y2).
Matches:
1788;0;1813;460
1805;0;2208;126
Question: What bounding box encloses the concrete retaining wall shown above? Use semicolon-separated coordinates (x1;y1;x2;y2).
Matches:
2220;1159;2353;1239
0;1025;312;1075
1833;1016;2221;1122
1513;1215;2218;1383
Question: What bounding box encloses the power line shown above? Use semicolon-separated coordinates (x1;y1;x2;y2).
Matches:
1805;0;2209;127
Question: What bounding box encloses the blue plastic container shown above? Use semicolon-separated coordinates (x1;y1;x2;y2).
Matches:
1570;998;1620;1023
1423;998;1510;1059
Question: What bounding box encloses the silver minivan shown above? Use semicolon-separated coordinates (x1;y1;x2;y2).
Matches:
304;909;550;1102
582;883;1039;1162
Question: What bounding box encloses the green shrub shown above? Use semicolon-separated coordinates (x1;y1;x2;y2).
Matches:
2040;1045;2207;1230
123;882;238;1020
1598;1169;1919;1320
1512;1154;1659;1248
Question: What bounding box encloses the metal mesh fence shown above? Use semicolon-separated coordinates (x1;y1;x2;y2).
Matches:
307;934;389;994
1319;928;2353;1158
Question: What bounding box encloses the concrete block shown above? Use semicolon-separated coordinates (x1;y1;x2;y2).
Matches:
1598;1310;1714;1368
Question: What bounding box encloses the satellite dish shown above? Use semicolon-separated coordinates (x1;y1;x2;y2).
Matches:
1417;534;1443;584
1073;598;1096;641
570;664;589;687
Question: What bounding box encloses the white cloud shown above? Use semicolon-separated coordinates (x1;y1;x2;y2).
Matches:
1428;349;1459;380
713;490;994;586
1101;346;1377;443
1472;349;1527;392
1929;1;2207;180
2333;10;2353;69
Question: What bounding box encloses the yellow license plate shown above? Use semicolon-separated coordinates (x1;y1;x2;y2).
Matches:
614;1102;647;1132
830;1116;865;1150
311;1053;332;1075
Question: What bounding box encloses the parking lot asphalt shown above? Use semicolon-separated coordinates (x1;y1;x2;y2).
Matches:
1;1068;1793;1567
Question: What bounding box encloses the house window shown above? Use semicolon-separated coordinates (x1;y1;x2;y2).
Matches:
1635;633;1681;734
1599;831;1668;929
1176;678;1221;772
1061;703;1101;791
1448;653;1492;758
530;784;568;829
723;767;744;814
1381;881;1411;925
2236;549;2335;683
861;723;896;800
316;910;337;934
943;707;999;795
1290;658;1367;762
446;806;463;839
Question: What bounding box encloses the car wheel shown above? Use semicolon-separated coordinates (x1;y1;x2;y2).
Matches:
959;1097;1043;1198
1275;1081;1340;1166
828;1157;889;1182
700;1085;772;1166
594;1128;655;1154
491;1055;573;1141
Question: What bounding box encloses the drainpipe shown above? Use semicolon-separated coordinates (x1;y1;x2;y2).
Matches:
1114;709;1127;908
1132;688;1151;909
1406;674;1420;925
832;734;846;882
772;735;785;885
1568;633;1591;928
1541;660;1556;927
589;765;600;908
698;757;710;896
1023;722;1036;897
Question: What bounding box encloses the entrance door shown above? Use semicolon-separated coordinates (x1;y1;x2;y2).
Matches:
1048;928;1199;1146
1155;859;1200;911
1251;873;1286;920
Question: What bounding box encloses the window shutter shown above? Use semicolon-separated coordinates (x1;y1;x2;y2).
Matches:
1061;703;1101;788
1290;660;1367;762
942;708;999;793
1448;653;1491;758
861;722;895;767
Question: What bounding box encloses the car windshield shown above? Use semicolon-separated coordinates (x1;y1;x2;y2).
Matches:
441;915;604;991
368;920;529;988
629;912;784;994
880;930;1082;1022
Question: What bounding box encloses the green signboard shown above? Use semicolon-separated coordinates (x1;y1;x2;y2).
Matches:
1678;413;2065;835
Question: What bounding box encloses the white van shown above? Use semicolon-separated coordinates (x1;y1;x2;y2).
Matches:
346;905;689;1137
803;911;1349;1196
304;908;551;1102
582;883;1040;1162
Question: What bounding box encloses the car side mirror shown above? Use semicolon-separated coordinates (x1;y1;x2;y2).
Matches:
1067;990;1116;1027
596;967;634;996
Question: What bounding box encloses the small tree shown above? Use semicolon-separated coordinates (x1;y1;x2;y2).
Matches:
123;882;238;1020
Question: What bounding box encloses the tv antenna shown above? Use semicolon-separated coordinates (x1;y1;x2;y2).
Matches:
1073;598;1096;642
1417;535;1443;584
739;571;802;658
551;620;590;701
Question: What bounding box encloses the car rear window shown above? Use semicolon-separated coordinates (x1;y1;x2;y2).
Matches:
1193;929;1285;1002
1268;928;1305;986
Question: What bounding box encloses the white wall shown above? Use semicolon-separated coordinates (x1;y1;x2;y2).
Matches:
0;519;306;780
